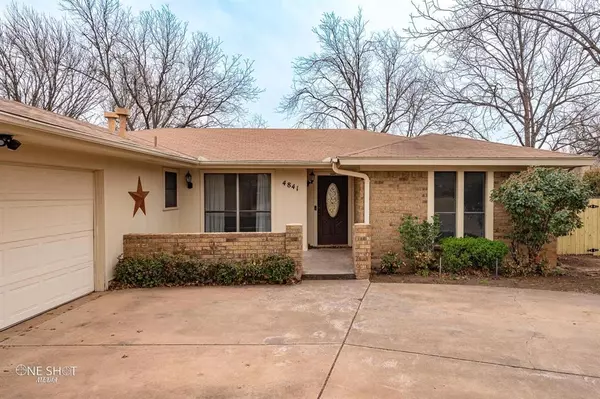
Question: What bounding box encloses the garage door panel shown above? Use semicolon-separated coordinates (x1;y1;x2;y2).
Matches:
42;262;94;304
1;232;93;287
0;166;94;201
0;165;94;330
3;259;93;325
0;200;93;243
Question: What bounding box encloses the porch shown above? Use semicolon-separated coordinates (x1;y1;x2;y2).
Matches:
303;248;355;279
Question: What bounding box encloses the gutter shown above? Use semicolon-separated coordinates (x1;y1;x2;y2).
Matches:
331;157;370;224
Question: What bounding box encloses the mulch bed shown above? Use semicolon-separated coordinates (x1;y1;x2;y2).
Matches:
371;255;600;295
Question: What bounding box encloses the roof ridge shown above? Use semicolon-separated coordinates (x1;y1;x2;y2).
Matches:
127;133;199;160
339;136;409;157
421;133;563;154
340;133;427;157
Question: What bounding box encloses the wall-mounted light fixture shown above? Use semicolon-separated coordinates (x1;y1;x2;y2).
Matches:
185;171;193;189
0;134;21;151
307;170;315;186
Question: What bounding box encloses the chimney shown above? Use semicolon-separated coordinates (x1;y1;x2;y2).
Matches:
114;107;130;138
104;111;118;133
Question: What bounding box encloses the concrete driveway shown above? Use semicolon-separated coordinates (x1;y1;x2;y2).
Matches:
1;282;599;398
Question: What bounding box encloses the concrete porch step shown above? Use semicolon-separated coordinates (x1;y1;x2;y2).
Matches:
302;273;356;280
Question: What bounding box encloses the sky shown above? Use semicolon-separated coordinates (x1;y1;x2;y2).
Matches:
0;0;415;127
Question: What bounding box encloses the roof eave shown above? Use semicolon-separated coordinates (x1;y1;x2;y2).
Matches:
0;111;198;165
195;160;330;168
337;157;596;167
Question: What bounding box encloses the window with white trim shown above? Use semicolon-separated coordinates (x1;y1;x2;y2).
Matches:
434;171;487;238
204;173;271;232
434;172;456;238
464;172;486;237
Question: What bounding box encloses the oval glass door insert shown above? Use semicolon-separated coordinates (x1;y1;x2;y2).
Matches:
326;183;340;218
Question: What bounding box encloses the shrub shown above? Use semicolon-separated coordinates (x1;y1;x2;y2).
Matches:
583;169;600;197
112;253;296;288
491;167;591;275
441;237;509;273
379;252;404;274
398;215;441;274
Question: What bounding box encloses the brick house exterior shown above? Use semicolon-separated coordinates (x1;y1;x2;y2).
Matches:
2;99;593;329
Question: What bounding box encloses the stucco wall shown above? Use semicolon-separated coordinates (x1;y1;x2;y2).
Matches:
0;143;187;283
273;169;308;250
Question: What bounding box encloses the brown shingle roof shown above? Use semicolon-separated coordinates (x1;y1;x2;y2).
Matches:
0;99;591;165
128;128;404;162
0;99;196;160
340;134;579;159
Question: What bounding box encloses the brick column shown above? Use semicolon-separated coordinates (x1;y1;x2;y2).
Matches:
285;224;303;280
353;223;372;279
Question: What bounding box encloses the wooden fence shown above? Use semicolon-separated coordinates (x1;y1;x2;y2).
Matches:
557;198;600;256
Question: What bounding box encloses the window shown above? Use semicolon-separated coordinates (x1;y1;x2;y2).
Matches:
435;172;456;238
464;172;485;237
164;171;178;208
204;173;271;232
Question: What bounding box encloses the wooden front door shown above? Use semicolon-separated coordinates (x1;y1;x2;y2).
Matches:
317;175;348;245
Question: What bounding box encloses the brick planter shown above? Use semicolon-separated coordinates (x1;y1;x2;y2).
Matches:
123;223;304;279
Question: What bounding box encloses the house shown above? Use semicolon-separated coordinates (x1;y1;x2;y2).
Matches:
0;99;594;329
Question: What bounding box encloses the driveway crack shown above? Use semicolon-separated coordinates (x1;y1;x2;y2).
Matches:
317;281;371;399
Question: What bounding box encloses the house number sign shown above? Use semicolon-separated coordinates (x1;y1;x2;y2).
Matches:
282;180;299;191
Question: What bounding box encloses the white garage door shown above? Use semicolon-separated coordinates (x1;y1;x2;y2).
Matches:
0;165;94;330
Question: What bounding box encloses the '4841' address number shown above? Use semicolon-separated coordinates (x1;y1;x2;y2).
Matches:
282;181;299;191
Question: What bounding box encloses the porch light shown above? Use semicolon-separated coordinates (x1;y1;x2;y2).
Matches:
307;171;315;186
0;134;21;151
185;171;193;189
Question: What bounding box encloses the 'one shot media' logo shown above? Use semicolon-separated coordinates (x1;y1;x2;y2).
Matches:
15;364;77;384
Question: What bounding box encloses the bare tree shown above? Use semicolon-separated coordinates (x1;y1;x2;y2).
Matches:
60;0;261;129
242;113;269;128
411;0;600;148
412;0;600;65
0;3;102;119
279;10;450;135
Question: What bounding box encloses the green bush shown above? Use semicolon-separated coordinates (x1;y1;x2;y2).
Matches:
583;169;600;197
491;167;591;275
112;253;296;288
441;237;509;273
379;252;404;274
398;215;441;274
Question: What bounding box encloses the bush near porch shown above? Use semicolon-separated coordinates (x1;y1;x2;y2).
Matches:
391;215;509;276
111;253;296;289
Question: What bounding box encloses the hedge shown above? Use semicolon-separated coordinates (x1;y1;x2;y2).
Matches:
111;253;297;288
440;237;509;273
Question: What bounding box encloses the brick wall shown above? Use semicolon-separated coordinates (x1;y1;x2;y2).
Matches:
353;223;372;279
493;172;557;267
366;171;428;268
354;177;364;224
123;224;304;279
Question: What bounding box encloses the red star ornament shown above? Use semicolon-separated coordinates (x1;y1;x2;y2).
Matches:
129;176;149;216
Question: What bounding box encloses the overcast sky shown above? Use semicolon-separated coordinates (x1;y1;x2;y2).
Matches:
0;0;415;127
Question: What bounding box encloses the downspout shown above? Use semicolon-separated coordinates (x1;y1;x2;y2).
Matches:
331;158;370;224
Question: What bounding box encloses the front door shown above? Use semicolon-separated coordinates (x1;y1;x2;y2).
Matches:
318;175;348;245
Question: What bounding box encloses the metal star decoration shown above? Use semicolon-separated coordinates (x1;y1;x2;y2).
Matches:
129;177;149;216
